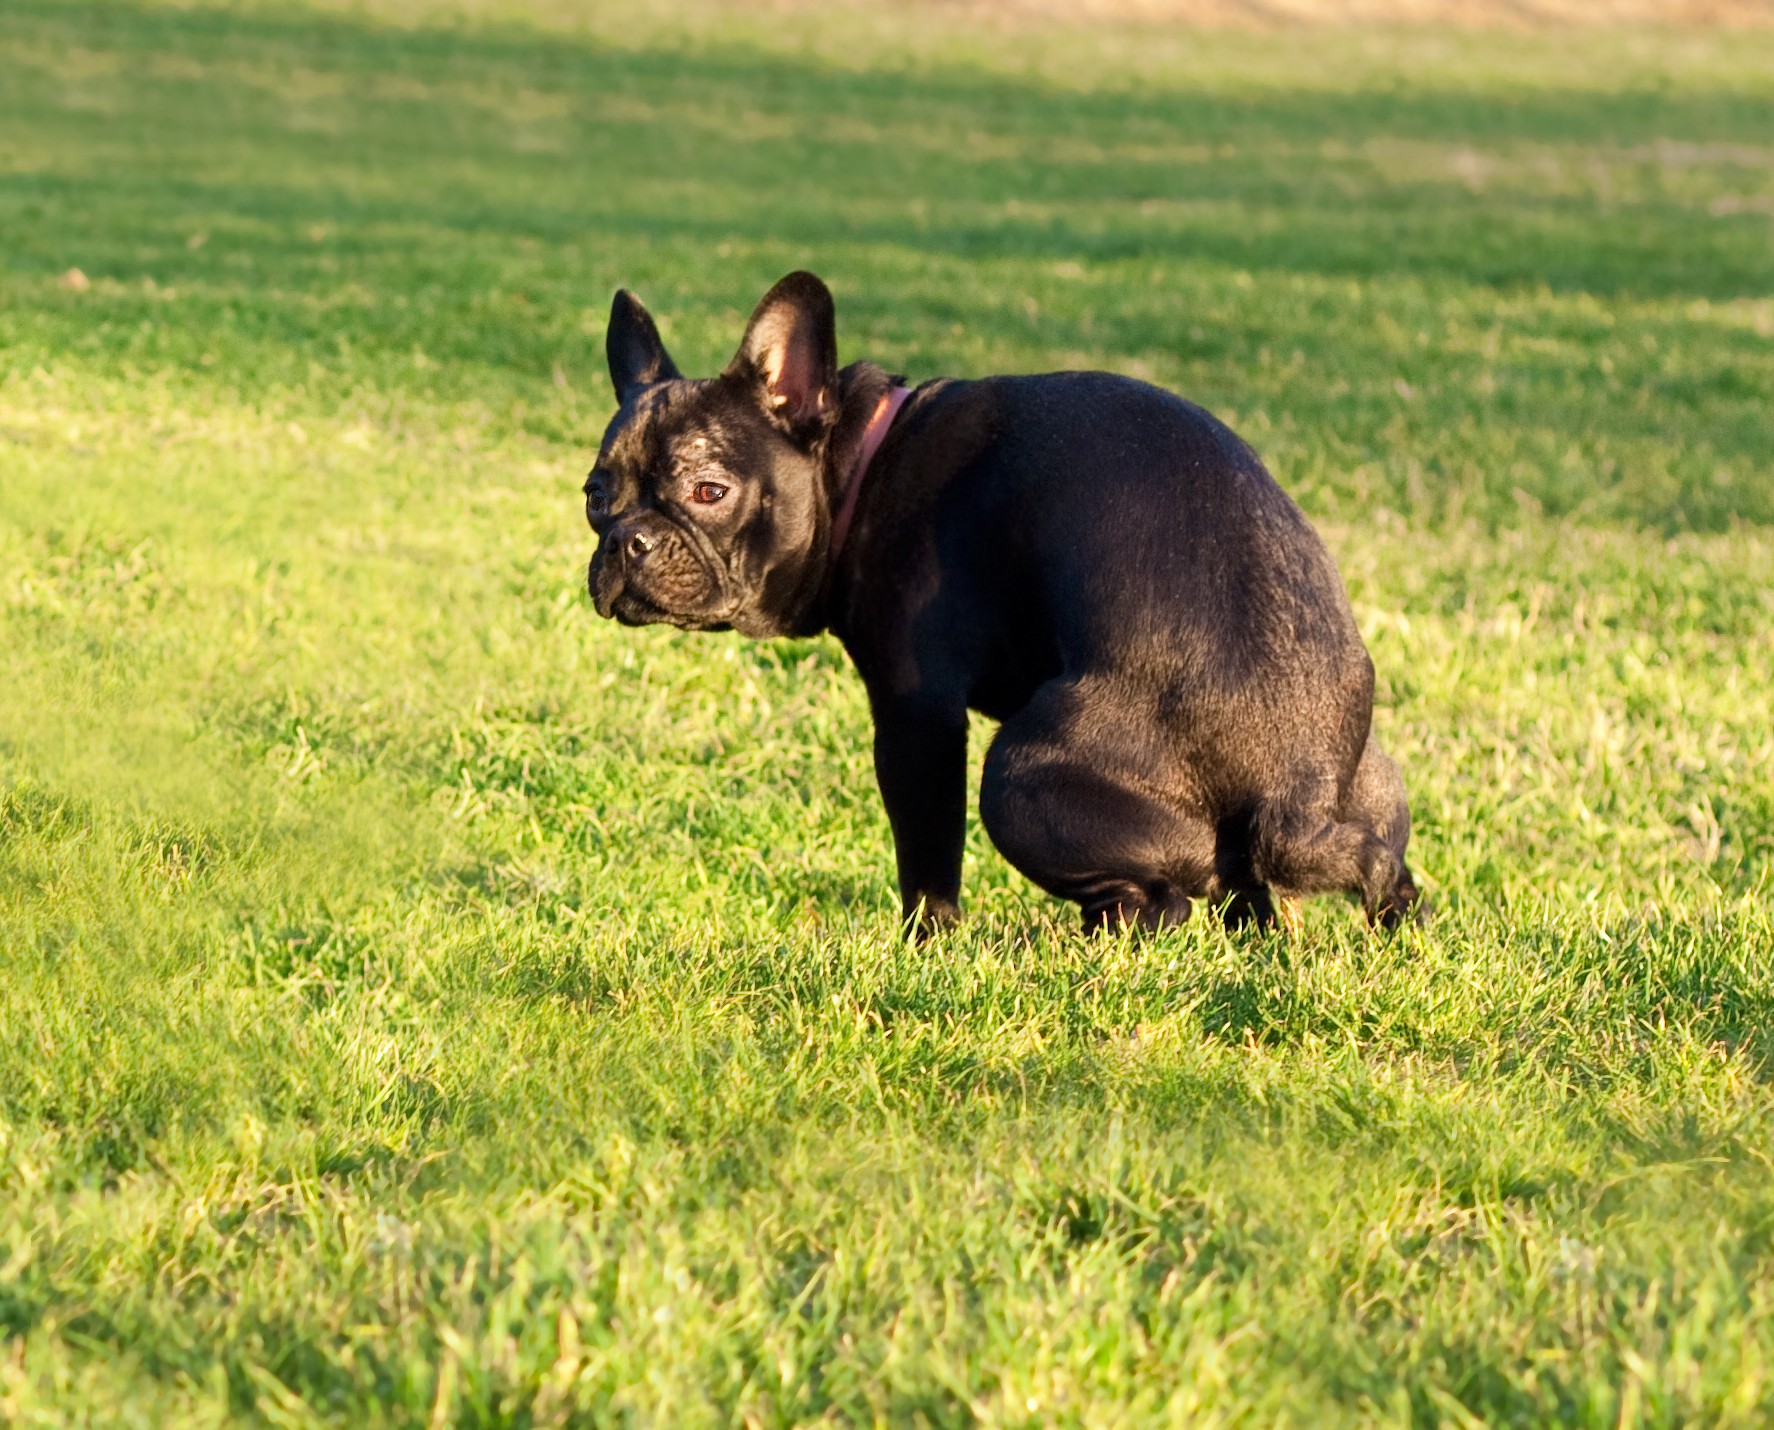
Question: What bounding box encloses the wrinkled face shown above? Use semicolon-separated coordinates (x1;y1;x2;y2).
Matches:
585;377;825;639
584;272;843;641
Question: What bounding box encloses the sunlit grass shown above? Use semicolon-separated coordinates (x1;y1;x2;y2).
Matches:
2;2;1773;1424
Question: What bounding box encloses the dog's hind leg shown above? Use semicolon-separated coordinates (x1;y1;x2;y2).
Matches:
1208;814;1280;932
981;679;1214;932
1342;735;1421;926
1255;740;1419;929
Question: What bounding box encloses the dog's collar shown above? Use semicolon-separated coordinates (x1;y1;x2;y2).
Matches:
829;385;911;566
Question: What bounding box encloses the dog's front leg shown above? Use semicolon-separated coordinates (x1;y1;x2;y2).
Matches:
871;702;967;937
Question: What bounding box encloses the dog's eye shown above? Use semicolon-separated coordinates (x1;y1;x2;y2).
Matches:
691;481;728;505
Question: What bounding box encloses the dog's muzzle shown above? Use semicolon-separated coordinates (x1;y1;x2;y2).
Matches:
589;514;733;628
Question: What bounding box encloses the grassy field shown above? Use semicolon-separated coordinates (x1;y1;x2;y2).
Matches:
3;1;1774;1424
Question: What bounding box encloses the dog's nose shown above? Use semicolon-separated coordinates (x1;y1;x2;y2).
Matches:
626;530;655;561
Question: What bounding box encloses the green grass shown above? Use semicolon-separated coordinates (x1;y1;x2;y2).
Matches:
3;1;1774;1423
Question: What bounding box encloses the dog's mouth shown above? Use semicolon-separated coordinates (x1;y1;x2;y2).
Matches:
607;586;666;627
590;559;737;632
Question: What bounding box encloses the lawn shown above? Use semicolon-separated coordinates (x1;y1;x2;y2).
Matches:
2;1;1774;1424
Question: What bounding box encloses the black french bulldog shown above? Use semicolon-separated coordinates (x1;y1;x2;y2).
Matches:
585;271;1420;935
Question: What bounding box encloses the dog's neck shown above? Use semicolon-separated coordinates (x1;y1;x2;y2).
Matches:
829;384;911;565
776;362;906;638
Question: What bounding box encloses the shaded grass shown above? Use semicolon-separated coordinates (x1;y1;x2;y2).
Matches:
2;1;1774;1424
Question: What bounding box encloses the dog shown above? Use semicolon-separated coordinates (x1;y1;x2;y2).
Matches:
584;271;1420;935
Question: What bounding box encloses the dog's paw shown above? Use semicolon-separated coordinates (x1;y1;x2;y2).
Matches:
1370;878;1428;933
902;896;962;942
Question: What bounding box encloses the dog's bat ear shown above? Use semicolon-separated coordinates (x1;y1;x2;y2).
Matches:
606;289;681;404
725;271;837;434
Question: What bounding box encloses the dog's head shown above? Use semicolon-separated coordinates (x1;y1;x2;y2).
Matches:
584;271;842;639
